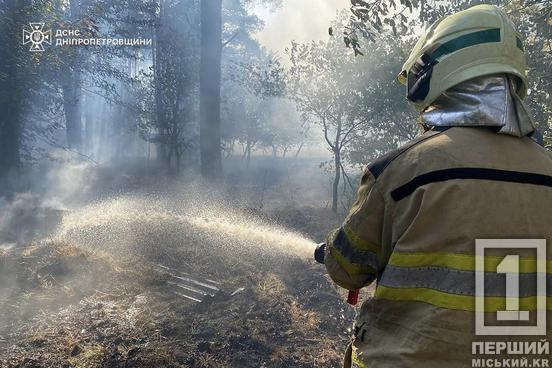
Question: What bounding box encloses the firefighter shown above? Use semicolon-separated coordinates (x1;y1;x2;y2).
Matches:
320;5;552;367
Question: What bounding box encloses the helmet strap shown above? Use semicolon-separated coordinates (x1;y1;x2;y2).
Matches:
407;53;438;102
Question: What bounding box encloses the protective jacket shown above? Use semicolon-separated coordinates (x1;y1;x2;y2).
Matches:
325;125;552;367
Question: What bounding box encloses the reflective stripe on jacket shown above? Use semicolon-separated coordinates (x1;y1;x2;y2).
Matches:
324;127;552;368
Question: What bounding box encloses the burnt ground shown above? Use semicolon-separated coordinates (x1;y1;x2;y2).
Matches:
0;203;359;368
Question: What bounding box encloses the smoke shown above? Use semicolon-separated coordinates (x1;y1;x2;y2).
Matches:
0;157;328;295
41;159;98;208
253;0;349;59
0;192;40;248
0;161;101;248
0;192;72;248
0;154;333;260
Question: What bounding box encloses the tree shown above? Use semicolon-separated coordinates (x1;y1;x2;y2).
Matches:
343;35;418;167
146;0;199;171
288;13;419;212
262;99;306;158
222;52;288;162
0;0;26;187
199;0;282;179
199;0;223;179
61;0;84;150
0;0;58;192
287;41;360;211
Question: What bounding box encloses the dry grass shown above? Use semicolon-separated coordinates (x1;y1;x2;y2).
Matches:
257;272;287;297
288;299;321;331
0;205;354;368
68;345;110;368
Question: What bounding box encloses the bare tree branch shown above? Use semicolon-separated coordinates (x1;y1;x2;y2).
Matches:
222;31;240;48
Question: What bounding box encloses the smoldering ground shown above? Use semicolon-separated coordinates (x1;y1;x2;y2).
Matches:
0;161;354;368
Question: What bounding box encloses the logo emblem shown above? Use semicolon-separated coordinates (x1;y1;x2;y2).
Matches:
22;23;51;52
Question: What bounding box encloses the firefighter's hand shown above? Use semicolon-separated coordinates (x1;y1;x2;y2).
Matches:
314;243;326;264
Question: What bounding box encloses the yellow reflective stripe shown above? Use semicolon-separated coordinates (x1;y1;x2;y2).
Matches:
329;243;378;276
352;351;369;368
329;228;380;268
342;223;381;255
375;285;552;311
388;252;552;273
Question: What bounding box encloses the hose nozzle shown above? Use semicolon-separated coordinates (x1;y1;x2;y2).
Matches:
314;242;326;264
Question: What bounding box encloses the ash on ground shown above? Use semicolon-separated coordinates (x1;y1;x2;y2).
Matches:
0;196;359;368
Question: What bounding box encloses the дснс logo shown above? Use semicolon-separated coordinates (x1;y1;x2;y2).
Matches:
22;23;51;52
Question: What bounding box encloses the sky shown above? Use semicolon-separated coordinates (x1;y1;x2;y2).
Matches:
252;0;350;57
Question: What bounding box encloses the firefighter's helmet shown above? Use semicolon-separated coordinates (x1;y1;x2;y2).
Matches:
398;4;528;112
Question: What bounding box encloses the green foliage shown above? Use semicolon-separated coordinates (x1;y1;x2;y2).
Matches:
287;14;417;168
286;13;419;210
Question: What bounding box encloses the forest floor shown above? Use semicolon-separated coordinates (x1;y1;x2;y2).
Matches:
0;162;361;368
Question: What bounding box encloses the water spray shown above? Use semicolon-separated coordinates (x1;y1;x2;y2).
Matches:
53;194;360;306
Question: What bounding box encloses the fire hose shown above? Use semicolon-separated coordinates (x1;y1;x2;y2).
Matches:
314;243;359;305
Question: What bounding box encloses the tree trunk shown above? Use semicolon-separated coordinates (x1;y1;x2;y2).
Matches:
98;104;109;163
175;145;181;174
62;72;82;150
331;119;342;213
199;0;222;179
0;0;24;191
83;92;94;155
294;142;304;158
0;81;22;190
332;150;341;213
152;1;172;166
62;0;82;151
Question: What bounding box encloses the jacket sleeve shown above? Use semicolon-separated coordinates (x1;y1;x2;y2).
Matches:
324;166;386;291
